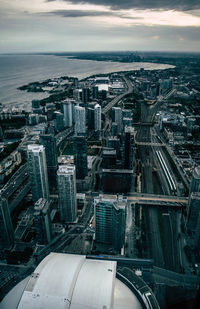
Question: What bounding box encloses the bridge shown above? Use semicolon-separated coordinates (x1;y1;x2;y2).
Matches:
91;192;187;206
135;141;165;147
127;196;187;207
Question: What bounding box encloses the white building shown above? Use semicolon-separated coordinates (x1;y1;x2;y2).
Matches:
94;104;101;131
74;105;86;135
63;100;72;127
27;145;50;202
57;165;77;223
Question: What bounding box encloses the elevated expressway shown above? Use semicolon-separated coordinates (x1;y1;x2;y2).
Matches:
102;75;133;114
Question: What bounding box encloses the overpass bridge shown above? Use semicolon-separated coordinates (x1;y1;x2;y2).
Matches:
135;141;165;147
91;192;187;207
126;194;187;206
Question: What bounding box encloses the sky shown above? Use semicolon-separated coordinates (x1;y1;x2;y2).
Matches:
0;0;200;53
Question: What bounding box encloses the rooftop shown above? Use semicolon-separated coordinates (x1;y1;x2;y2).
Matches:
1;253;154;309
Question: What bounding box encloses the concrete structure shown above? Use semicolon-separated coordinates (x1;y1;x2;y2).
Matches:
94;103;101;132
34;198;52;244
63;100;73;127
189;166;200;195
27;145;50;202
73;136;88;179
94;195;126;251
57;165;77;223
74;105;86;135
39;134;58;191
0;197;14;250
186;192;200;248
1;253;159;309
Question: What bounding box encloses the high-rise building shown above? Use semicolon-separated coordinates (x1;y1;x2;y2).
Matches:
57;165;77;223
73;77;79;89
32;99;40;109
102;148;117;169
73;89;81;101
186;192;200;248
34;198;52;244
107;137;120;159
27;145;50;202
102;169;133;193
87;107;94;130
63;100;73;127
94;104;101;132
82;87;90;106
92;86;99;99
0;197;14;250
54;112;64;132
94;195;126;251
112;107;122;134
111;122;118;136
74;106;86;135
122;126;134;169
73;136;88;179
39;134;57;192
189;166;200;195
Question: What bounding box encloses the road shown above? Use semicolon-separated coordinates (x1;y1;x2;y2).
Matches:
102;75;133;113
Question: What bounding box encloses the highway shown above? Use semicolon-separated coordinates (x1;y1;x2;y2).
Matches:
102;75;133;113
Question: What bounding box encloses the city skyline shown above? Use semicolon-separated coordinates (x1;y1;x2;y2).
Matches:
0;0;200;53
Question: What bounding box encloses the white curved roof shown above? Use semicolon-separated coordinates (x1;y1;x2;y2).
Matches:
1;253;143;309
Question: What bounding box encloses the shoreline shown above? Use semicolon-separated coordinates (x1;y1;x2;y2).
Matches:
0;54;175;109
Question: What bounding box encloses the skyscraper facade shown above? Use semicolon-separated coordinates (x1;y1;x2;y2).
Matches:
0;197;14;250
94;195;126;251
57;165;77;223
122;126;134;169
34;198;52;244
74;106;86;135
39;134;58;191
94;104;101;132
54;112;64;132
63;100;73;127
82;87;90;106
27;145;50;202
112;107;122;134
73;136;88;179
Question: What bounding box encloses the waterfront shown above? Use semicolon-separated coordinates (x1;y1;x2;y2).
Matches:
0;54;174;109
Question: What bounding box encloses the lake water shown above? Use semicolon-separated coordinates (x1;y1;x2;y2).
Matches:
0;54;174;109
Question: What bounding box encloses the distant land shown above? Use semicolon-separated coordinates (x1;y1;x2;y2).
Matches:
35;51;200;66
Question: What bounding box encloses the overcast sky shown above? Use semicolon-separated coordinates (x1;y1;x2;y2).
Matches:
0;0;200;53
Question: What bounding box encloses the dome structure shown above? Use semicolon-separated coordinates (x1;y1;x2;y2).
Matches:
1;253;159;309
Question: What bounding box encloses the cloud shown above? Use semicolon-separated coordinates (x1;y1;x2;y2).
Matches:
40;9;143;19
46;0;200;11
43;9;114;17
